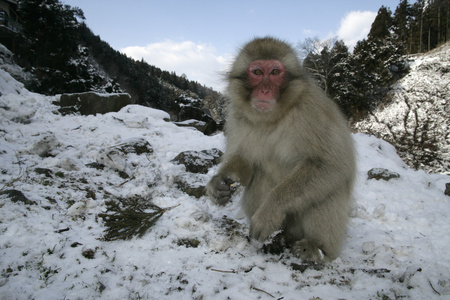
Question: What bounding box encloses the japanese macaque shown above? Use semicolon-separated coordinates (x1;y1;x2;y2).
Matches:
206;37;356;262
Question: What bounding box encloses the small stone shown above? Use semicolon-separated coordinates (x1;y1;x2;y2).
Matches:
86;162;105;170
34;168;53;177
368;168;400;181
177;238;200;248
30;134;58;157
60;157;80;171
362;241;376;254
82;248;96;259
373;204;386;218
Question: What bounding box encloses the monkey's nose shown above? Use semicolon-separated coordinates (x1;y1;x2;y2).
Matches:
261;86;271;94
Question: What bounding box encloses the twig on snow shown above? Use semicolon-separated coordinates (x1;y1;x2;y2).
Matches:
251;285;275;298
429;280;441;295
210;268;237;274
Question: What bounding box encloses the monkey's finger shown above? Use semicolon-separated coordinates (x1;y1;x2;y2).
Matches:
216;181;232;191
215;190;231;199
216;196;232;205
207;187;231;205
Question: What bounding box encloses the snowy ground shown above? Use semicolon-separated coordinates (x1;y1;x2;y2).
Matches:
1;68;449;300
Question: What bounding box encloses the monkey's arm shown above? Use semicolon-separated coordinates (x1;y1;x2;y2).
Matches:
250;157;354;241
206;155;252;205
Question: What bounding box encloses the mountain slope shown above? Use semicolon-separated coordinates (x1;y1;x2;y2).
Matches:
355;42;450;174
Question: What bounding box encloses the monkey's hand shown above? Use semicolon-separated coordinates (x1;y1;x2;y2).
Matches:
206;175;235;205
250;201;284;242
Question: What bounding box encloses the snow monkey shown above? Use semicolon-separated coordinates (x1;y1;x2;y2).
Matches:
206;37;356;262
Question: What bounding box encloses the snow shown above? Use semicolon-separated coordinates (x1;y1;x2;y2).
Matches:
1;66;449;299
355;42;450;174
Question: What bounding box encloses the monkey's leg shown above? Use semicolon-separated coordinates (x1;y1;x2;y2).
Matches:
292;193;349;262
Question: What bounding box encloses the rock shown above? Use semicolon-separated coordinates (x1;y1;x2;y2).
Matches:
30;133;58;157
350;205;371;220
368;168;400;181
81;248;96;259
0;190;36;205
362;241;376;254
372;204;386;218
174;175;206;198
59;92;131;116
178;105;207;122
70;242;83;248
176;106;219;135
173;119;206;131
171;148;223;174
97;138;153;173
34;168;53;177
172;149;223;197
59;157;80;171
85;162;105;170
97;148;127;173
445;183;450;196
177;238;200;248
116;138;153;155
68;199;97;217
190;211;211;222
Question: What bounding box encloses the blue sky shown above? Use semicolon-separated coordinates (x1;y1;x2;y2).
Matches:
63;0;404;91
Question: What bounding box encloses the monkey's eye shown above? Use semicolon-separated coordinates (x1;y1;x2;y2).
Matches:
253;69;263;75
271;69;280;75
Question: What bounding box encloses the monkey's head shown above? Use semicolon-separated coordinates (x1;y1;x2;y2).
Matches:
228;37;306;122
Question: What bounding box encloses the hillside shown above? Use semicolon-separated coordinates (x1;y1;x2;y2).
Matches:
355;42;450;174
1;49;450;299
0;0;224;122
76;24;226;121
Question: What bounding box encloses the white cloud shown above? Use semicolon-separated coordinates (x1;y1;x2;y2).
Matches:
337;11;377;51
302;29;315;36
121;40;231;92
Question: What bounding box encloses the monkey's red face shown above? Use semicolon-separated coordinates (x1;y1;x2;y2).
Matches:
247;59;286;112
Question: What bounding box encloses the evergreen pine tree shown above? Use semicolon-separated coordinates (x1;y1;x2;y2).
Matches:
393;0;412;54
368;6;393;41
17;0;88;94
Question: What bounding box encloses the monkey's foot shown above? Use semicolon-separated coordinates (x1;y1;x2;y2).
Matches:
262;232;290;255
291;239;325;262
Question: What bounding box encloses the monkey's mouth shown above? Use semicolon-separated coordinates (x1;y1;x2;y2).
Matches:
252;99;276;112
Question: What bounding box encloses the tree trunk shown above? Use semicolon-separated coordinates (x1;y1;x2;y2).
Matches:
420;9;423;52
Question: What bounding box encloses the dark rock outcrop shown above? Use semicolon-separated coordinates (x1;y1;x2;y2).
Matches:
59;92;131;116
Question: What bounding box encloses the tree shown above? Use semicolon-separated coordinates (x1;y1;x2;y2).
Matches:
17;0;89;93
327;40;359;118
393;0;413;52
407;0;449;53
300;37;340;94
300;37;358;118
368;6;393;41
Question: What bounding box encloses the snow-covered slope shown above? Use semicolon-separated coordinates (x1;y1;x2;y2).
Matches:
355;42;450;174
1;67;449;299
